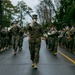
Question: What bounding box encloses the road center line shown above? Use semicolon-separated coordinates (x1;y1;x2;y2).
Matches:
58;50;75;64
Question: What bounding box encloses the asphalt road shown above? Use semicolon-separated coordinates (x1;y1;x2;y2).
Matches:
0;37;75;75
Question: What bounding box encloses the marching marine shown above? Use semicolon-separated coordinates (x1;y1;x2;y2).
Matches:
26;14;43;69
10;22;20;55
47;26;59;55
69;26;75;54
18;27;24;51
1;27;7;51
65;26;71;50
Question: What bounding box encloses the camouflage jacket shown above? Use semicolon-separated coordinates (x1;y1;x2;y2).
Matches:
19;28;24;37
10;26;20;36
27;23;43;41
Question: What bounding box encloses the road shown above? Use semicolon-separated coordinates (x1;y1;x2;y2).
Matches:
0;37;75;75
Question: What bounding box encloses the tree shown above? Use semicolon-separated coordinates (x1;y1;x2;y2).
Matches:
54;0;75;28
2;0;15;27
36;0;55;29
15;1;32;26
0;0;2;25
1;0;32;27
66;4;75;25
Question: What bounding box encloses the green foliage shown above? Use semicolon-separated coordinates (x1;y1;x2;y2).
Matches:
2;0;15;27
2;0;32;27
68;4;75;22
15;1;32;26
54;0;75;29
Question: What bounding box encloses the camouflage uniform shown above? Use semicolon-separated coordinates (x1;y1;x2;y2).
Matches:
18;28;24;51
1;28;6;50
50;29;59;55
70;26;75;53
60;23;67;48
45;26;59;55
27;23;43;63
62;29;66;47
10;25;20;54
5;29;9;49
46;28;52;49
58;29;66;47
45;28;51;49
65;27;71;50
24;14;43;69
8;30;12;47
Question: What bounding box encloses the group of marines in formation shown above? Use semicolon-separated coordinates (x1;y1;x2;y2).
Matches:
0;23;24;55
0;14;43;69
0;14;75;69
45;24;75;55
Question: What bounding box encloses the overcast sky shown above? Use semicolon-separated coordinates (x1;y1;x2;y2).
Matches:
10;0;39;24
10;0;39;8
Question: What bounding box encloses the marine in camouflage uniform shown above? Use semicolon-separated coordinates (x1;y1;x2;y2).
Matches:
65;26;71;50
1;27;6;51
8;29;12;48
18;27;24;51
59;23;66;48
45;27;51;49
48;26;59;55
58;27;66;47
26;14;43;69
4;28;9;49
70;26;75;54
60;24;67;48
46;28;52;49
10;23;20;55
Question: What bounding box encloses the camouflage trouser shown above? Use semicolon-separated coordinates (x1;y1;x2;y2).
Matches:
8;37;12;46
66;39;70;49
12;36;19;51
5;37;9;48
29;38;41;63
51;38;58;53
59;37;63;46
69;38;74;51
18;36;23;49
61;37;66;46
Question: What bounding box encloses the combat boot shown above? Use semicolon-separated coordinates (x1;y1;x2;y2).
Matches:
32;61;34;67
34;63;38;69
